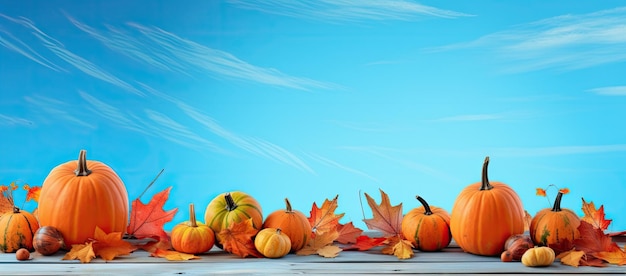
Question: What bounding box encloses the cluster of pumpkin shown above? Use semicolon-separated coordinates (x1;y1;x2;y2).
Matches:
0;151;580;267
400;157;576;267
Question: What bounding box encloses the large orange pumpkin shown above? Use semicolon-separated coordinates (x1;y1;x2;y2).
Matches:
529;191;580;247
0;207;40;253
401;196;451;252
205;191;263;243
263;198;312;252
38;150;129;247
450;157;525;256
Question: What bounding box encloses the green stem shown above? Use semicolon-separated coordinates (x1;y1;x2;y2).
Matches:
552;192;564;212
74;150;92;176
480;156;494;191
416;196;433;215
225;193;238;211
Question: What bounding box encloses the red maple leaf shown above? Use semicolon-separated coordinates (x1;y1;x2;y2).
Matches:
336;222;363;244
341;235;386;251
127;187;178;244
217;218;263;258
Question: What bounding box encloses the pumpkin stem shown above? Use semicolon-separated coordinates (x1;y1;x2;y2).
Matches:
12;206;20;213
276;228;282;235
224;193;238;211
285;198;294;213
551;192;564;212
74;150;92;176
189;203;198;227
480;156;494;191
416;196;433;215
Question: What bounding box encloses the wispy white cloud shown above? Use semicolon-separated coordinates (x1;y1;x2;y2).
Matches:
23;95;94;129
431;7;626;72
1;14;144;96
229;0;472;22
304;152;379;182
78;91;150;134
66;16;337;91
587;86;626;96
0;113;34;127
0;25;64;72
140;83;315;173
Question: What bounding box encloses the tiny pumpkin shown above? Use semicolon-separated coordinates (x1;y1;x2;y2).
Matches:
521;246;555;267
38;150;129;247
254;228;291;258
262;198;311;252
0;207;40;253
401;195;451;251
450;157;525;256
529;191;580;247
171;203;215;254
205;191;263;243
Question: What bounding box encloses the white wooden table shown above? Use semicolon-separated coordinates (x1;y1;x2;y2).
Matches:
2;239;625;275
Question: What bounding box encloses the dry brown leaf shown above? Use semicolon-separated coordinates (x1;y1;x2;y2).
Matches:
63;242;96;263
336;222;363;244
150;248;200;261
362;189;403;237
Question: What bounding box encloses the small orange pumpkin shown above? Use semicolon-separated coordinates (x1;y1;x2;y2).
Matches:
262;198;311;252
38;150;129;247
401;195;451;251
205;191;263;243
529;191;580;247
254;228;291;258
0;207;40;253
171;203;215;254
450;157;525;256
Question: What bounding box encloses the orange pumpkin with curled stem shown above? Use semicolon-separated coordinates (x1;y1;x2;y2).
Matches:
38;150;129;248
401;195;451;251
529;191;580;247
450;157;525;256
262;198;311;252
171;203;215;254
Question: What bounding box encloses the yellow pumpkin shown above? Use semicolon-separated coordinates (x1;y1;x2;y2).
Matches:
521;246;555;267
0;207;40;253
205;191;263;243
254;228;291;258
171;203;215;254
450;157;525;256
38;150;129;247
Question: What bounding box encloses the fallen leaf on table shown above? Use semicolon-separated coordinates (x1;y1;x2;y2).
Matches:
557;250;584;267
336;222;363;244
581;198;612;231
593;247;626;266
362;189;403;237
574;221;615;254
93;226;135;261
308;195;344;235
342;235;387;251
297;229;340;257
127;187;178;245
217;218;263;258
317;244;342;258
151;248;200;261
63;242;96;263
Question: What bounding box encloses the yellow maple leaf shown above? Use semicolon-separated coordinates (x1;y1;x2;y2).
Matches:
92;226;135;261
63;242;96;263
593;246;626;266
317;245;342;258
150;248;200;261
382;236;414;259
557;250;585;267
296;230;339;257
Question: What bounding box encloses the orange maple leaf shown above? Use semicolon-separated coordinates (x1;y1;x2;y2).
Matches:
581;198;612;231
594;247;626;266
382;235;414;259
308;195;344;235
217;218;263;258
536;188;547;197
127;187;178;243
296;230;341;257
62;242;96;263
151;248;200;261
362;189;403;237
92;226;135;261
336;222;363;244
341;235;386;251
25;185;41;202
557;250;585;267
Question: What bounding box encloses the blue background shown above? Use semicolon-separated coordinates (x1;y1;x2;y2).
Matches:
1;0;625;232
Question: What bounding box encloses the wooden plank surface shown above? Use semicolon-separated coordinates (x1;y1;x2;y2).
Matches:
2;244;625;275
